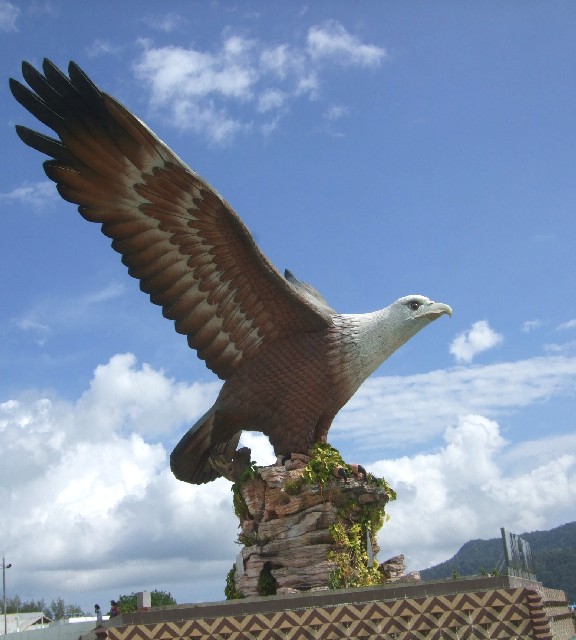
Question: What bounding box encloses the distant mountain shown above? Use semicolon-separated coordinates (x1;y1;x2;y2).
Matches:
419;521;576;603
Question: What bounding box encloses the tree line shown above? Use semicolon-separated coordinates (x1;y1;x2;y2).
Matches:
420;521;576;603
1;596;84;620
1;590;177;620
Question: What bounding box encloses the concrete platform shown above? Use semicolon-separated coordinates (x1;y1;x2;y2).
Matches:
90;575;575;640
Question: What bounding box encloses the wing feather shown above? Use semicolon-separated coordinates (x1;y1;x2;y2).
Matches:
11;59;332;379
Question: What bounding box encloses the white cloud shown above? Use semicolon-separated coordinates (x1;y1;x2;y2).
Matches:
0;355;231;606
81;283;124;305
12;315;51;345
239;431;276;465
522;319;542;333
136;42;257;103
544;340;576;354
134;22;386;144
0;181;57;209
260;43;303;79
143;12;184;33
12;283;127;344
324;104;349;121
75;353;220;436
307;20;387;67
1;353;575;609
334;355;576;451
371;415;576;571
0;0;19;32
449;320;503;363
557;319;576;331
86;39;122;58
257;88;286;113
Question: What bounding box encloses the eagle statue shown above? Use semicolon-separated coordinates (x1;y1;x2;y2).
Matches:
10;60;452;485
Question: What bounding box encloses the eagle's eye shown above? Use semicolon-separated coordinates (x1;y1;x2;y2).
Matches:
408;300;421;311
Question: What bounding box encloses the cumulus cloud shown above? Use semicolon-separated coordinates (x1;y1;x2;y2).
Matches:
334;355;576;451
0;354;230;606
75;353;220;436
371;415;576;570
1;351;575;608
0;0;19;32
0;181;57;209
449;320;503;363
134;22;386;143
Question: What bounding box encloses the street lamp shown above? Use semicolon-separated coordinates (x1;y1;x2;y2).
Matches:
2;557;12;635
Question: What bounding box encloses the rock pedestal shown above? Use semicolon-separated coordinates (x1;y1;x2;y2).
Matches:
232;461;394;596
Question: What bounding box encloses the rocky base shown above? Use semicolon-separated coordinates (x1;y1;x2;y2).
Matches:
380;554;422;584
232;459;415;597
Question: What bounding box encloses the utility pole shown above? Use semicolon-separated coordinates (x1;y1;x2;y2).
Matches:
2;556;12;635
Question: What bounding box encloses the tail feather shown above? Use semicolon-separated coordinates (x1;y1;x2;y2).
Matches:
170;407;240;484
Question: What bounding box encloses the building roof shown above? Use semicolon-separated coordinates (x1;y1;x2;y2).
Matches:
1;613;52;635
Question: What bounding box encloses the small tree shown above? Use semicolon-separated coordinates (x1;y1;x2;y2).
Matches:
4;595;47;614
1;595;82;619
48;597;85;620
115;590;176;614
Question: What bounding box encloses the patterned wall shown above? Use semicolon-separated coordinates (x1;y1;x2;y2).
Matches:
101;580;574;640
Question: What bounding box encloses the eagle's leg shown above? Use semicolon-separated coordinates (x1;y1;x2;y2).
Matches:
332;463;368;482
209;446;253;483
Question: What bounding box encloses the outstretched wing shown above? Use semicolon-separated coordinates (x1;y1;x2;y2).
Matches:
284;269;336;315
10;60;332;379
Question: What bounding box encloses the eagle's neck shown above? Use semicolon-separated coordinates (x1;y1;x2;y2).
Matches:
333;309;418;397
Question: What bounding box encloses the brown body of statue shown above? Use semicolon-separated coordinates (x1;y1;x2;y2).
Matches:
10;60;452;485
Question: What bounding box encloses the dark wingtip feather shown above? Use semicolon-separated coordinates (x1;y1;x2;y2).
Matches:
15;124;76;164
21;60;36;77
8;76;23;101
42;58;60;76
68;60;104;108
41;58;76;98
9;76;64;133
22;61;46;85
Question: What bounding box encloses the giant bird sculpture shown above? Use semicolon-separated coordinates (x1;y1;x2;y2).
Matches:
10;60;452;485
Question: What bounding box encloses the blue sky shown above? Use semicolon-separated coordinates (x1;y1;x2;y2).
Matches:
1;0;575;612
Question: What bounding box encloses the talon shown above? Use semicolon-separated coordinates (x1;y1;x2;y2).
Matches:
209;452;234;481
351;464;367;481
334;466;348;482
281;454;291;465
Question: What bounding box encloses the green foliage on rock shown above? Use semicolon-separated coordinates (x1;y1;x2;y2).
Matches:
302;442;351;486
225;565;245;600
236;532;259;547
231;460;260;521
257;562;278;596
328;522;382;589
365;472;398;501
232;485;251;521
299;443;398;590
284;476;304;495
228;442;398;595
